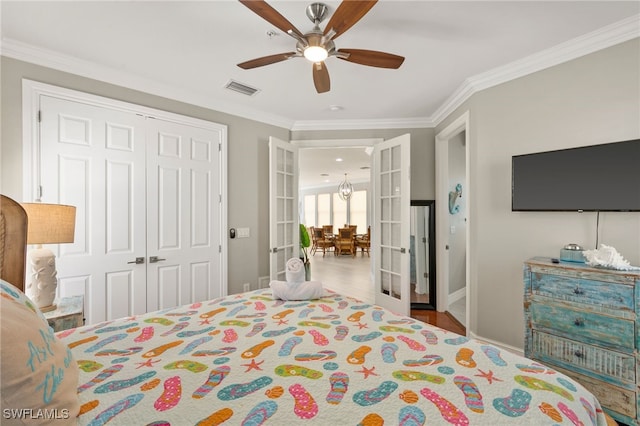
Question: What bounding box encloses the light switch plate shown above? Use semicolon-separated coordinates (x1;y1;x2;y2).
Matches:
237;227;250;238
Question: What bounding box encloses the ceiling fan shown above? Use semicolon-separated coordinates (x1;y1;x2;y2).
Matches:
237;0;405;94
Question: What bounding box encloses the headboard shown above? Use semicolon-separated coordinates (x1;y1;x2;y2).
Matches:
0;195;28;291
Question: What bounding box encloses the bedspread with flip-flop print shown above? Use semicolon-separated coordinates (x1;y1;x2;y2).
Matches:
59;289;608;425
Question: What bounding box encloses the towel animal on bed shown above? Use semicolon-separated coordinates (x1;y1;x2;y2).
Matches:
270;258;324;300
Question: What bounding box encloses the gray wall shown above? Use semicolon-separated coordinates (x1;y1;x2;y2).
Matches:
436;39;640;349
0;56;289;295
1;56;433;297
3;38;638;351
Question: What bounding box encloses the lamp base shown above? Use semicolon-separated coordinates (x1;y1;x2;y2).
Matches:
40;304;57;313
26;247;58;311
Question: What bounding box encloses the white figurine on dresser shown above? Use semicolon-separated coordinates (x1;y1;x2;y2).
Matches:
524;257;640;425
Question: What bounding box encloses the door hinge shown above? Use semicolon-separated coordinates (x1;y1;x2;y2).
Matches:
424;272;428;278
219;194;222;203
38;110;42;122
219;245;222;253
37;185;43;199
219;142;222;152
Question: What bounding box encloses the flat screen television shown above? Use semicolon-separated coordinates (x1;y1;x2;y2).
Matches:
512;139;640;211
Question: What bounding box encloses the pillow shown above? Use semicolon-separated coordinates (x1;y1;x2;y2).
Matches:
1;280;80;425
270;280;324;301
0;280;49;326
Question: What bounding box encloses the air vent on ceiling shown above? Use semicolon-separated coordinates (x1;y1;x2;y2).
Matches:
224;80;260;96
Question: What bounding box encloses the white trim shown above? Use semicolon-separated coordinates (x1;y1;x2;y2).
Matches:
4;38;293;129
290;117;434;131
22;78;229;298
448;286;466;305
435;112;470;337
291;138;383;148
431;14;640;126
5;14;638;130
467;331;525;358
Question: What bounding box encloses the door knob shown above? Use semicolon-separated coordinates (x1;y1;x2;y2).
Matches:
127;257;145;264
149;256;166;263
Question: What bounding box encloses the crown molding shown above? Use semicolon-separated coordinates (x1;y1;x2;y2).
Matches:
2;14;638;131
431;14;640;126
290;116;435;132
0;37;295;130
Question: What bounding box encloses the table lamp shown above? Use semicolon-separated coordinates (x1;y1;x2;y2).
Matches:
20;202;76;312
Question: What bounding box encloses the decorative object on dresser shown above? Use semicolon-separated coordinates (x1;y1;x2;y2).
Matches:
20;202;76;312
524;257;640;425
43;295;84;332
559;243;586;263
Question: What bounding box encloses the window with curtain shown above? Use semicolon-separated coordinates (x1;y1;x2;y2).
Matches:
350;190;367;234
303;195;316;227
317;193;331;228
333;193;347;228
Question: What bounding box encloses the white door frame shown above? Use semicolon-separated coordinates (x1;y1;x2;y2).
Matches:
435;111;470;333
22;79;228;303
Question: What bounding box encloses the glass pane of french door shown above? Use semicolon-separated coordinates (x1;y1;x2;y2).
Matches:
269;137;298;281
374;134;410;315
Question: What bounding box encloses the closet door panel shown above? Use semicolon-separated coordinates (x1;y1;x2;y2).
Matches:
40;95;147;324
146;119;221;311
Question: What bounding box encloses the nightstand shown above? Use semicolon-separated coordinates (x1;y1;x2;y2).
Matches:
43;295;84;332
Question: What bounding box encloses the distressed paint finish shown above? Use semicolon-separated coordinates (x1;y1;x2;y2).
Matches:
523;257;640;426
43;295;84;332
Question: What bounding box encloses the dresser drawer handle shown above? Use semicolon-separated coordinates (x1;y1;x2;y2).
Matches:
573;350;584;359
572;287;584;295
573;318;584;327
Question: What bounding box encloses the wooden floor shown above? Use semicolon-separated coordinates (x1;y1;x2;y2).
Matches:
410;309;466;336
310;252;466;335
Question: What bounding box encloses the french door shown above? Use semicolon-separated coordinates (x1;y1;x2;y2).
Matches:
373;134;411;315
36;89;226;324
268;137;299;281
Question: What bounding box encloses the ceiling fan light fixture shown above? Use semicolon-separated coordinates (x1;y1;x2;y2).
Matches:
304;45;328;62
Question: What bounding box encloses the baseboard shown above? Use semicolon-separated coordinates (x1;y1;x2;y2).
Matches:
468;330;524;357
448;286;465;305
258;276;270;289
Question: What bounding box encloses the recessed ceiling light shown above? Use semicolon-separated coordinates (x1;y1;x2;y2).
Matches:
329;105;343;111
360;166;370;170
336;158;343;162
320;173;329;176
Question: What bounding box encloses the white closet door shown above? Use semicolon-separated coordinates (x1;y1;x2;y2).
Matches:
145;119;222;311
39;95;147;324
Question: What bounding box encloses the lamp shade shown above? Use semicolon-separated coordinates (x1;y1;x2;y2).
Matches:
21;203;76;244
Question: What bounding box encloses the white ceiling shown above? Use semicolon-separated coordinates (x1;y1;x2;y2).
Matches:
2;1;638;188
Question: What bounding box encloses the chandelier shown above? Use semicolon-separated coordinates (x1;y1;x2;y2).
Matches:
338;173;353;201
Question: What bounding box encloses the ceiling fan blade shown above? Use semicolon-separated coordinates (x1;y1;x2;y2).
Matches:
237;52;297;69
312;62;330;93
239;0;304;39
323;0;377;40
336;48;404;69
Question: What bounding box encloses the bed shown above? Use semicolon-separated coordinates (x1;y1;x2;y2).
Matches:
1;283;609;425
0;195;610;425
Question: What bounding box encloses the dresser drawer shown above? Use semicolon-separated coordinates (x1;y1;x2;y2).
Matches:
550;363;637;422
530;302;634;352
530;271;634;316
530;330;636;387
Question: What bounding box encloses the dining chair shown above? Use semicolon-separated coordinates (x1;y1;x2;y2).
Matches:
355;225;371;257
312;227;334;257
335;227;356;257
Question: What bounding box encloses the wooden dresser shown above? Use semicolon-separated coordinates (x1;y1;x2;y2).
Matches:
524;257;640;425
